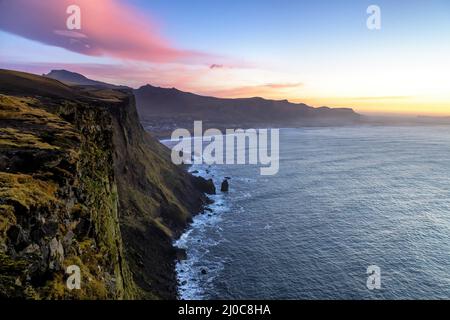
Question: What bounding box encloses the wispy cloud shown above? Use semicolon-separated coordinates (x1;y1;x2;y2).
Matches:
0;0;210;63
352;96;412;100
264;83;303;89
207;82;303;98
209;64;224;69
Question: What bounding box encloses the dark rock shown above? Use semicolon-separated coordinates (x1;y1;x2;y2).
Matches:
62;231;75;248
221;179;229;192
175;248;187;261
7;225;29;251
6;225;22;243
42;221;58;237
74;217;92;237
191;176;216;195
30;228;45;243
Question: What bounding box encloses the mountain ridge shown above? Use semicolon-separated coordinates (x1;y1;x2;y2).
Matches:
45;69;361;138
45;70;130;90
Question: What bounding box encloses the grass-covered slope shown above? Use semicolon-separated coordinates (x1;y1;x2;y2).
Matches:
0;69;208;299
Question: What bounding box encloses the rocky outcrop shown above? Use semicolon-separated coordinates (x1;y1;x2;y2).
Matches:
0;70;209;299
191;176;216;195
221;179;229;192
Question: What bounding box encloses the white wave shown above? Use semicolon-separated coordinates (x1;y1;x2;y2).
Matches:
174;164;231;300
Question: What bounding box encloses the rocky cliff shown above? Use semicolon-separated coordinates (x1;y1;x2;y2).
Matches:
0;69;209;299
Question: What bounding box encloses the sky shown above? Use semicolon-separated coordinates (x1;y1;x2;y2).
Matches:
1;0;450;115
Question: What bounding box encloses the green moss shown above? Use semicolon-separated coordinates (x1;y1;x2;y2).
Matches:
0;128;59;150
0;94;80;154
0;204;15;242
75;109;138;299
0;172;58;210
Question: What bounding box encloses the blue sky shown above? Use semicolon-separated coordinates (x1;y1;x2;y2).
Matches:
130;0;449;57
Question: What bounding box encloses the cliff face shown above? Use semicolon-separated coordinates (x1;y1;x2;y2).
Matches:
0;70;207;299
108;92;207;299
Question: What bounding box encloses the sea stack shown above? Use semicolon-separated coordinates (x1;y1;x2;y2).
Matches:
221;178;229;192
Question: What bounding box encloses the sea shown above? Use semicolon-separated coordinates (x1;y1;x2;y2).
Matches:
161;125;450;300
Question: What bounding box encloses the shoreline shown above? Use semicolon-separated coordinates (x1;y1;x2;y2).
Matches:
175;164;224;299
160;137;228;300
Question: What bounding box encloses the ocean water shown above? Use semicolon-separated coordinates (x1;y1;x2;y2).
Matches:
164;126;450;300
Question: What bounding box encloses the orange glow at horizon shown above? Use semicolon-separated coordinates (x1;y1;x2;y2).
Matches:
296;98;450;116
205;88;450;116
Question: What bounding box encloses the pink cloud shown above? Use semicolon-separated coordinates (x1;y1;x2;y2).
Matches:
0;58;305;100
0;0;207;63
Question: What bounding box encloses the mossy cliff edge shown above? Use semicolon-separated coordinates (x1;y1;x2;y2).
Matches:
0;69;209;299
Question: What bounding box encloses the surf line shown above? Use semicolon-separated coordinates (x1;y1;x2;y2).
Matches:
170;121;280;176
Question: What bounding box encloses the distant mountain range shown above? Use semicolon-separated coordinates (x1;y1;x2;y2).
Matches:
45;70;130;89
45;69;362;137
